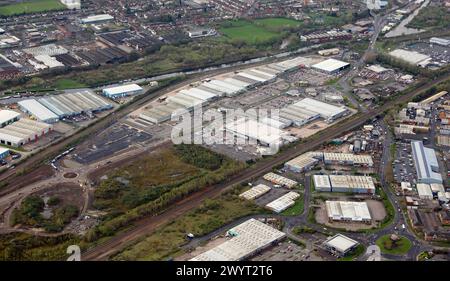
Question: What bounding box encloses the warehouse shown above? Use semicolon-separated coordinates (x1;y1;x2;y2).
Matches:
280;104;320;126
0;147;9;159
18;99;59;123
290;98;349;123
167;92;206;110
265;191;300;213
231;74;260;85
239;184;271;200
81;14;114;24
430;37;450;47
325;201;372;223
322;234;359;257
190;218;286;261
139;103;185;124
328;175;376;194
285;151;323;172
23;44;68;57
263;172;298;189
223;77;251;88
208;79;245;96
103;84;143;99
388;49;431;66
312;58;350;74
0;110;20;127
179;88;217;102
225;118;284;147
411;141;442;184
34;55;64;69
259;116;291;129
323;152;374;167
202;80;237;96
0;118;52;147
38;91;113;118
313;175;332;192
270;56;319;71
417;183;433;200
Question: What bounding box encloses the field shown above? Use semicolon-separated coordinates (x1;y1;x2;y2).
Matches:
0;0;66;16
219;18;300;44
53;79;88;90
376;235;412;255
112;187;264;261
281;198;304;216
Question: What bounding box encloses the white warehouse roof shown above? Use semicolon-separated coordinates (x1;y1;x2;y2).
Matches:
18;99;59;123
325;201;371;222
389;49;431;65
0;110;20;125
324;234;359;254
190;219;285;261
292;98;348;121
265;191;300;213
411;141;442;184
312;58;350;73
103;84;143;96
239;184;271;200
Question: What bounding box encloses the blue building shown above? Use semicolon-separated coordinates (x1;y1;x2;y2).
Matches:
0;147;9;159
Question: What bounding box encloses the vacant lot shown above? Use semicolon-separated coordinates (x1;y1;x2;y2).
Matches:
112;187;264;261
0;0;65;16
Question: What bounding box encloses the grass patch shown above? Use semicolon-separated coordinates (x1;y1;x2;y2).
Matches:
112;187;264;261
281;198;304;216
376;234;412;255
220;20;281;44
254;17;302;29
0;0;66;16
0;232;81;261
53;79;88;90
407;6;450;30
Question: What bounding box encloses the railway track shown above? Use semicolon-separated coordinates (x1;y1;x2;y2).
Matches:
82;74;450;260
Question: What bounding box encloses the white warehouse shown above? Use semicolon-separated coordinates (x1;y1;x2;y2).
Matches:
18;99;59;123
103;84;143;99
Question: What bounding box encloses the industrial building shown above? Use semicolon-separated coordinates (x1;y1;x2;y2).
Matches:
300;30;352;43
102;84;143;99
388;49;431;67
38;91;112;118
18;99;59;123
312;59;350;74
323;152;374;167
0;119;53;147
239;184;271;200
0;147;9;159
138;103;185;124
318;48;340;56
280;103;320;127
0;110;20;128
190;218;286;261
265;191;300;213
23;44;68;57
313;175;375;194
417;183;433;200
285;151;323;173
325;201;372;223
167;92;206;110
81;14;114;24
329;175;376;194
263;172;298;189
313;175;332;192
430;37;450;47
224;118;285;147
411;141;442;184
322;234;359;257
289;98;349;123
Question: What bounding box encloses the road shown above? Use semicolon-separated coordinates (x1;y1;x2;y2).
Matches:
81;71;450;260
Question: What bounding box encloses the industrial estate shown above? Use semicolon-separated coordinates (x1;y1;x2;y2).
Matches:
0;0;449;264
